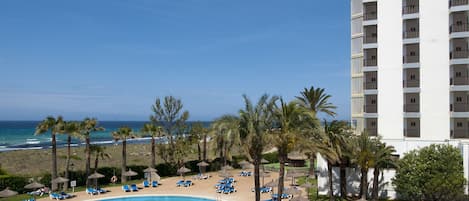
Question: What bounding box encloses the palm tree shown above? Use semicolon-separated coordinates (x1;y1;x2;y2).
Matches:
296;86;337;176
112;126;134;183
35;116;65;191
353;131;376;200
270;99;315;199
58;121;79;191
141;123;163;168
239;94;278;201
89;145;111;172
371;141;396;201
211;115;240;166
322;120;347;201
189;122;206;161
77;118;104;187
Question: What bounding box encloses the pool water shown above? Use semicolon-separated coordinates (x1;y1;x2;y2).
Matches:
99;196;216;201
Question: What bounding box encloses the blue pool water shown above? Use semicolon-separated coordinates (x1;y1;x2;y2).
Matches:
99;196;216;201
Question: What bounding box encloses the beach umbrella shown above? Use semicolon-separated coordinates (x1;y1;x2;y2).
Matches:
196;161;209;175
24;182;44;189
0;187;17;198
123;169;138;181
51;177;69;184
177;166;191;179
88;172;105;189
143;167;157;181
153;172;161;181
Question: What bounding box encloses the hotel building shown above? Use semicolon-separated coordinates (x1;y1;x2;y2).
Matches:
318;0;469;198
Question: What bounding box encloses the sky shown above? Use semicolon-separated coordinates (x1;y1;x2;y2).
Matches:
0;0;350;121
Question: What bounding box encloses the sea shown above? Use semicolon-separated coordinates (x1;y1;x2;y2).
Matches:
0;121;211;152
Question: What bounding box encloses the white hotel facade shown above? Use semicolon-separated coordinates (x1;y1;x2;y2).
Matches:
317;0;469;198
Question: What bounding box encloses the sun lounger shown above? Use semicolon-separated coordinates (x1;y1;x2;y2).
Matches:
252;186;272;193
143;180;150;187
122;185;131;192
184;180;193;187
49;193;65;200
86;188;99;195
176;180;185;187
223;186;237;194
130;184;138;191
272;193;293;199
152;180;159;187
60;192;73;199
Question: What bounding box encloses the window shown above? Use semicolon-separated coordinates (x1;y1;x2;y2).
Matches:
410;98;416;103
371;99;376;104
410;122;416;127
410;74;416;80
457;96;463;102
457;122;463;127
456;72;462;77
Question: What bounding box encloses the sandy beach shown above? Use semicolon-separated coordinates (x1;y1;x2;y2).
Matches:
35;170;303;201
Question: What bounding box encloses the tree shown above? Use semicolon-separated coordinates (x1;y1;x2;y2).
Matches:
77;118;104;187
35;116;65;191
89;145;111;172
58;121;79;191
189;122;207;161
352;131;376;200
211;115;240;166
141;123;163;168
150;96;190;166
392;144;466;201
270;99;315;199
239;94;278;201
322;120;347;201
112;126;135;183
371;141;396;201
296;86;337;177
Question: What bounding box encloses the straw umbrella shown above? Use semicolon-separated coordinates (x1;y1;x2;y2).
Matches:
0;187;17;198
177;166;191;180
196;161;209;175
143;167;158;181
24;182;44;190
122;169;138;181
88;172;105;189
52;177;69;190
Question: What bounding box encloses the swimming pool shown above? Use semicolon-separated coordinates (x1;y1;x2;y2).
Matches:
97;195;216;201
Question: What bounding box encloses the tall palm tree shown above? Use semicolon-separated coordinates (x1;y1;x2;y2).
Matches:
112;126;134;183
296;86;337;176
371;141;396;201
89;145;111;172
35;116;65;191
141;123;163;168
270;99;315;199
189;122;206;161
211;115;240;166
58;121;79;191
239;94;278;201
353;131;376;200
77;118;104;187
322;120;347;201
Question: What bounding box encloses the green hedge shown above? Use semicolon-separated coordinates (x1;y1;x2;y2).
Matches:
0;175;28;193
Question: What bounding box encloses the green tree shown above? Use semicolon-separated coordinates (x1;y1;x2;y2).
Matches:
150;96;190;166
77;118;104;187
322;120;346;201
352;131;376;200
112;126;135;183
141;123;163;168
211;115;240;166
89;145;111;172
35;116;65;191
239;94;278;201
392;144;466;201
189;122;207;161
296;86;337;176
371;141;396;201
58;121;80;191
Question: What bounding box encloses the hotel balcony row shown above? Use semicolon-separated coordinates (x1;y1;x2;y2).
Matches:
450;0;469;8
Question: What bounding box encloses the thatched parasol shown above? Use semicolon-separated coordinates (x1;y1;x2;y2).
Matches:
24;182;44;189
88;172;105;189
123;169;138;181
196;161;209;175
51;177;69;184
143;167;158;182
177;166;191;179
0;187;17;198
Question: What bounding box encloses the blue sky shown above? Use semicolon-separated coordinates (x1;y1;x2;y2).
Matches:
0;0;350;121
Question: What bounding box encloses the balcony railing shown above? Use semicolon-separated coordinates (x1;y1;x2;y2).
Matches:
364;81;377;89
404;128;420;137
403;30;419;38
366;128;378;136
364;12;377;21
364;35;377;44
404;103;419;112
403;79;420;88
450;50;469;59
450;23;469;33
450;0;469;7
451;76;469;85
403;55;419;63
403;5;419;14
452;128;469;138
451;103;469;112
364;105;377;113
364;58;377;66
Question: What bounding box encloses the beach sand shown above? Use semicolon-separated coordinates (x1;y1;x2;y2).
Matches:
37;170;304;201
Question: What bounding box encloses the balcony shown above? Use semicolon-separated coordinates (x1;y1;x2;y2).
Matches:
403;30;419;39
403;55;419;63
403;5;419;14
451;76;469;85
452;128;469;138
451;49;469;59
403;79;420;88
404;128;420;137
364;82;377;90
366;127;378;136
364;58;377;67
450;0;469;7
451;103;469;112
404;103;419;112
364;105;377;113
364;12;377;21
450;23;469;33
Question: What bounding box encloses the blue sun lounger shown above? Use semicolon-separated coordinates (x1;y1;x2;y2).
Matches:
184;180;193;187
130;184;138;191
49;193;65;200
143;180;150;188
86;188;99;195
176;180;185;187
122;185;131;192
152;180;159;187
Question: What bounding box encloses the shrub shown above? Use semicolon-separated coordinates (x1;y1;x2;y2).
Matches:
155;163;177;177
393;144;466;201
262;152;279;163
0;175;28;193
